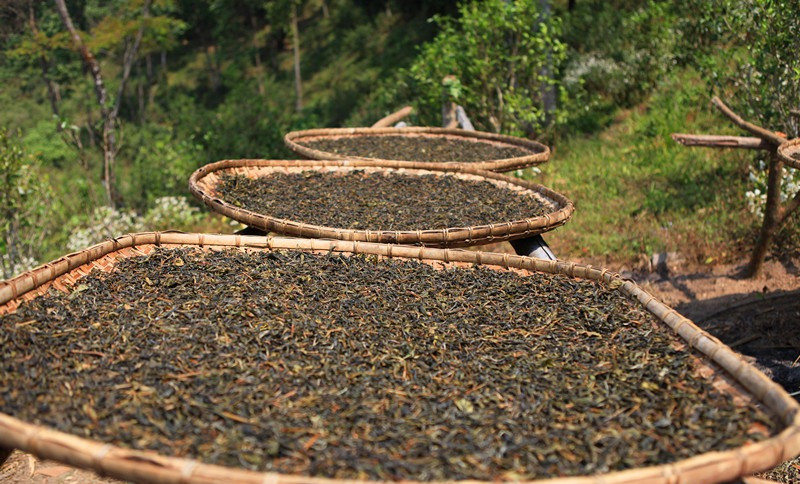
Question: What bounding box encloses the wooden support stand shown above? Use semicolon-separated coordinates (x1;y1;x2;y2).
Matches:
235;226;268;236
509;234;556;260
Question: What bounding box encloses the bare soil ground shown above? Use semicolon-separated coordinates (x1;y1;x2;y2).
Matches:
1;249;798;484
596;253;800;484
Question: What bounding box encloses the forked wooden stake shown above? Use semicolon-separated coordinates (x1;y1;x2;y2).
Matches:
672;97;795;277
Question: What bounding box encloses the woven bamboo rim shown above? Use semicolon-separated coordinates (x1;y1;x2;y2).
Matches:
0;232;798;484
188;159;574;247
777;138;800;170
284;127;550;172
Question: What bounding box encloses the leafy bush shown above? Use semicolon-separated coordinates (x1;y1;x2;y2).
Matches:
686;0;800;137
66;196;202;252
376;0;567;137
560;1;681;132
121;123;207;211
0;127;57;278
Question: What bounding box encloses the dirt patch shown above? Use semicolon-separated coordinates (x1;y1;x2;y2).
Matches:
631;256;800;401
629;256;800;484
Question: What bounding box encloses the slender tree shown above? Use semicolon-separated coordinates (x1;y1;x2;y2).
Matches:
291;3;302;112
27;1;61;123
54;0;150;208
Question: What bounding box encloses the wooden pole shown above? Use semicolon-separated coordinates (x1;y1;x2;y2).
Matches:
371;106;413;128
671;134;771;150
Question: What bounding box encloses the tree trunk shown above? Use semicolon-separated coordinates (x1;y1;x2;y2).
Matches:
291;5;303;112
28;1;61;125
144;53;154;115
205;46;221;92
137;61;145;121
111;7;148;120
539;0;557;129
250;13;265;95
54;0;116;208
745;153;784;277
55;0;149;208
85;99;96;150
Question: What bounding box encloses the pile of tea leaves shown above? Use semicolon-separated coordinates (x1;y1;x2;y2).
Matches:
299;135;532;162
0;248;778;481
217;171;550;230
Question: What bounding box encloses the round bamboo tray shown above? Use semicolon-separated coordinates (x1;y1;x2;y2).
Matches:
778;138;800;170
283;127;550;172
0;232;798;484
188;159;574;247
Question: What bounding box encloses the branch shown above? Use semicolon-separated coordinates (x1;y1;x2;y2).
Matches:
670;133;771;150
111;0;150;120
711;96;786;146
371;106;413;128
54;0;108;116
791;109;800;119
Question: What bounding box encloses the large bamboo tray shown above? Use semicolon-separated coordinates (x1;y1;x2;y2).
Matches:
0;232;799;484
283;127;550;172
778;138;800;170
188;159;573;247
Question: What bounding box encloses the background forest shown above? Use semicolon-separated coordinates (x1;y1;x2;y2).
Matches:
1;0;799;279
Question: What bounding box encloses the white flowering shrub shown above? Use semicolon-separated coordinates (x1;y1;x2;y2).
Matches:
141;196;201;230
1;254;39;279
744;158;800;221
67;206;142;252
514;166;542;179
67;197;202;252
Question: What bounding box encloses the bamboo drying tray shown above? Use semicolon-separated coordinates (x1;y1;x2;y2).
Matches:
188;159;573;247
0;232;798;484
284;127;550;172
778;138;800;170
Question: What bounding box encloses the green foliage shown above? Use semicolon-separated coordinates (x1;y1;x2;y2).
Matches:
559;1;682;133
66;196;203;252
0;127;57;278
2;0;798;269
120;123;207;210
686;0;800;137
397;0;567;136
538;68;755;262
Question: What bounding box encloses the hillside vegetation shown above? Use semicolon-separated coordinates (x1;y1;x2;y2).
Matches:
1;0;798;277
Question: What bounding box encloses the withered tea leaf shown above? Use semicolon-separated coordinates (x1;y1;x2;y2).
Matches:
0;248;779;481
